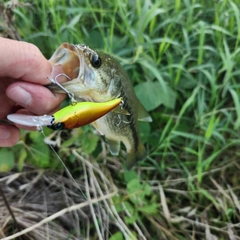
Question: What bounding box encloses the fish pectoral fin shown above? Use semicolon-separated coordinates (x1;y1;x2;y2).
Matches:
107;139;120;155
137;99;152;122
127;143;146;170
111;106;130;115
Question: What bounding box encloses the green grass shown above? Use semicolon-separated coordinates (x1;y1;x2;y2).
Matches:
1;0;240;239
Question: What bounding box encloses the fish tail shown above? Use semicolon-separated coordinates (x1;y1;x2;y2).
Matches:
126;143;146;170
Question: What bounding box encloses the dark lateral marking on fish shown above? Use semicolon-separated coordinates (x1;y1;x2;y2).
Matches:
120;90;139;152
130;117;139;151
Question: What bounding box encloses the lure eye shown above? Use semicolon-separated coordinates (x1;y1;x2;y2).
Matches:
90;54;102;68
52;122;65;130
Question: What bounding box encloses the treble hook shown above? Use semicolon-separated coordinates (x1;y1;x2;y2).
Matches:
48;74;77;105
116;99;131;126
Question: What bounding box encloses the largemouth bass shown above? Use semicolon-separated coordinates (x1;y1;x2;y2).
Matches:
48;43;152;169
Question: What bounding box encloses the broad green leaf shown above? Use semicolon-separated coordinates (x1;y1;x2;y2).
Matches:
143;183;151;196
176;76;197;89
17;148;28;171
0;148;15;172
30;143;50;168
139;122;151;143
29;131;44;144
124;170;138;183
124;214;137;224
112;196;123;213
127;179;142;195
69;153;76;163
109;232;124;240
124;202;138;224
123;201;134;216
82;134;99;154
134;81;176;111
138;203;159;214
127;179;145;204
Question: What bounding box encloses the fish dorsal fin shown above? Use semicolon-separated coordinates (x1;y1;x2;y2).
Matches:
137;99;152;122
107;139;120;155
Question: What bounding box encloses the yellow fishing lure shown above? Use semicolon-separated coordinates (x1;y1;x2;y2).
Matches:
50;98;121;130
7;98;121;130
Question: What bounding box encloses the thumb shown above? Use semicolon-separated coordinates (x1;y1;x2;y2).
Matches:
0;37;52;84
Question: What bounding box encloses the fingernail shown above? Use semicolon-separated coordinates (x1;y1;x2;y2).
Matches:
8;86;32;106
0;126;10;140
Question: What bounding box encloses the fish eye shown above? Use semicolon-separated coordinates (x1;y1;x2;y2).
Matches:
90;54;102;68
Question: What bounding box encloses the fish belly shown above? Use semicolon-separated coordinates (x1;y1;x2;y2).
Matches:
92;113;132;154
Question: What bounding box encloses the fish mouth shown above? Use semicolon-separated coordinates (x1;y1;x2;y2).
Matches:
48;43;84;81
48;43;98;92
46;43;105;102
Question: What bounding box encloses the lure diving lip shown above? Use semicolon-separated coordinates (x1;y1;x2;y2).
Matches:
7;114;53;127
7;98;122;130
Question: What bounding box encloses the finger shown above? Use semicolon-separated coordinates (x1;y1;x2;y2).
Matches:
0;77;16;118
0;125;20;147
0;38;51;84
6;82;66;115
0;37;65;84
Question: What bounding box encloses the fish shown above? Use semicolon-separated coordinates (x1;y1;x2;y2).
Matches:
47;43;152;169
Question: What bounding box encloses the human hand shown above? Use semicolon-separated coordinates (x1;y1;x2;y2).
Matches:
0;37;66;147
